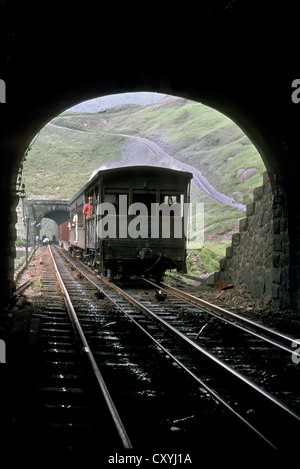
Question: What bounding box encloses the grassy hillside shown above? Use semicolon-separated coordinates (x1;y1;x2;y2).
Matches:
19;95;266;273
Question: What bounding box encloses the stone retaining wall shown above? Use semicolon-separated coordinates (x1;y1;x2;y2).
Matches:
217;172;275;299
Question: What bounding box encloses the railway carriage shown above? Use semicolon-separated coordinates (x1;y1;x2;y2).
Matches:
59;165;192;281
57;219;70;249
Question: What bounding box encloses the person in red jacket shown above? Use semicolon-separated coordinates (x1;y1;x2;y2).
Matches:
83;197;93;219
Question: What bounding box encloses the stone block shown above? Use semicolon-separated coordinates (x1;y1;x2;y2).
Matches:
239;218;248;231
272;253;281;268
253;185;263;201
262;211;271;226
263;171;270;185
256;213;263;228
282;242;290;254
219;258;227;271
272;267;282;284
205;272;218;286
273;238;282;252
281;266;289;289
272;285;279;299
273;206;282;218
273;219;280;235
226;246;233;258
246;202;255;216
281;218;288;232
232;233;240;246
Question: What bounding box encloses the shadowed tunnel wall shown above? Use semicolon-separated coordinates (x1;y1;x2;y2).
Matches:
1;1;300;315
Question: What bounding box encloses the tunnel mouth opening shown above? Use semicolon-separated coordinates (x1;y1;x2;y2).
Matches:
15;90;269;298
8;90;294;445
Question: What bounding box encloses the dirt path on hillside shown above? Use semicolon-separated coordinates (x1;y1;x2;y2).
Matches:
116;134;246;212
48;123;86;133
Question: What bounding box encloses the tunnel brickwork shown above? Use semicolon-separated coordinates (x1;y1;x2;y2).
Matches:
1;2;300;315
23;199;70;242
216;172;290;310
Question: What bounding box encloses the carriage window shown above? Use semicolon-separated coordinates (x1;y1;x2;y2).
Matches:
77;204;84;227
160;194;183;204
162;195;177;205
71;209;76;223
160;194;184;216
132;192;156;212
104;194;118;204
104;191;129;215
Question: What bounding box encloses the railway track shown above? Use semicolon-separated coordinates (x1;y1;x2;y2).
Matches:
140;280;300;400
17;247;131;452
96;279;300;449
141;277;300;410
32;244;299;451
28;247;132;452
47;246;262;450
146;277;296;354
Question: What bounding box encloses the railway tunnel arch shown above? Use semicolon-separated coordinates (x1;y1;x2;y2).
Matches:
3;86;296;315
13;89;287;311
22;200;70;243
1;1;300;320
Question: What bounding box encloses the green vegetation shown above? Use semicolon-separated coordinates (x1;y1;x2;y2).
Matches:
20;95;266;274
31;278;43;293
15;235;26;247
187;243;230;275
14;255;26;270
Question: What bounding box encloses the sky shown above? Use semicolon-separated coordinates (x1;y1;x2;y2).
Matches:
70;92;166;112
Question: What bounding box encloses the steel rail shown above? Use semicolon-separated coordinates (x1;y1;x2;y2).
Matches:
97;275;300;424
48;246;133;449
97;276;282;448
52;247;299;445
96;278;278;449
54;248;277;447
142;277;296;355
13;279;32;297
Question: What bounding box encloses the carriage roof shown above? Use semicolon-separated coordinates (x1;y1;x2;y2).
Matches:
70;165;193;204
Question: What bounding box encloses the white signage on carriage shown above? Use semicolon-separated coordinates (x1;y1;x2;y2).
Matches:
96;196;204;247
291;79;300;103
0;79;6;103
0;339;6;363
291;339;300;364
